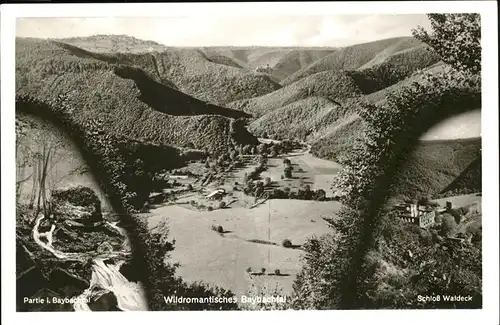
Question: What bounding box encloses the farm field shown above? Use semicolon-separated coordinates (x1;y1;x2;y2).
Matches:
146;198;341;300
431;193;482;209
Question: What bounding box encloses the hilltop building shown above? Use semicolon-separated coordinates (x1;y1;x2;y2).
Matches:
255;64;273;74
393;203;436;228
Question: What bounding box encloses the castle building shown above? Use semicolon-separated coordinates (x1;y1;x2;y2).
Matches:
394;203;436;228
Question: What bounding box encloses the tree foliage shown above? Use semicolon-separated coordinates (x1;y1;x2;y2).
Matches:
412;14;481;75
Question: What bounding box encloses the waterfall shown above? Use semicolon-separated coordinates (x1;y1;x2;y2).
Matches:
73;259;148;311
32;215;148;311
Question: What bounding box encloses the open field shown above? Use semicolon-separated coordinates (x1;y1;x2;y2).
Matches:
431;193;482;209
146;199;341;300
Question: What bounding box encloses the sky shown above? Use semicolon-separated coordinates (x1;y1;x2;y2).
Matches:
421;110;481;141
16;14;432;47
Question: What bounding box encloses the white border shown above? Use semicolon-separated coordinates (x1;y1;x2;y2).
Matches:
1;2;498;325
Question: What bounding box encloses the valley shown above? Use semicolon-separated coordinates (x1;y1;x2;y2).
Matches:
142;142;343;300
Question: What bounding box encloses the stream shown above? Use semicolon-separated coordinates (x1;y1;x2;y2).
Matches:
33;215;148;311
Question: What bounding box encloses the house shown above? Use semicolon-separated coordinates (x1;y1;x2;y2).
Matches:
467;201;481;215
164;179;179;189
169;175;189;180
148;192;165;204
394;203;436;228
206;189;225;200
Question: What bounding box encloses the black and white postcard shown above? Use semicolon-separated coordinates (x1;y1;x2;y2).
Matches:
1;2;498;325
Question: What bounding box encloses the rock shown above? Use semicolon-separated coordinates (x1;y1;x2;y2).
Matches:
16;238;36;274
63;219;86;228
53;226;78;243
102;223;123;237
16;266;49;310
52;186;101;211
58;285;87;300
38;218;54;232
51;186;102;224
89;291;120;311
53;201;101;225
102;212;121;223
119;262;141;282
48;268;89;295
96;241;114;255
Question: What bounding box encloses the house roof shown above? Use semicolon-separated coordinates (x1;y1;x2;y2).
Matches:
206;190;224;198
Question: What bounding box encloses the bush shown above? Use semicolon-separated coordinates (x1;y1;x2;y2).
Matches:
210;224;217;231
275;269;281;275
186;184;194;191
246;267;252;273
217;225;224;233
219;201;227;209
261;268;266;274
313;189;327;201
440;214;458;237
451;209;463;224
207;206;213;211
282;239;292;248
